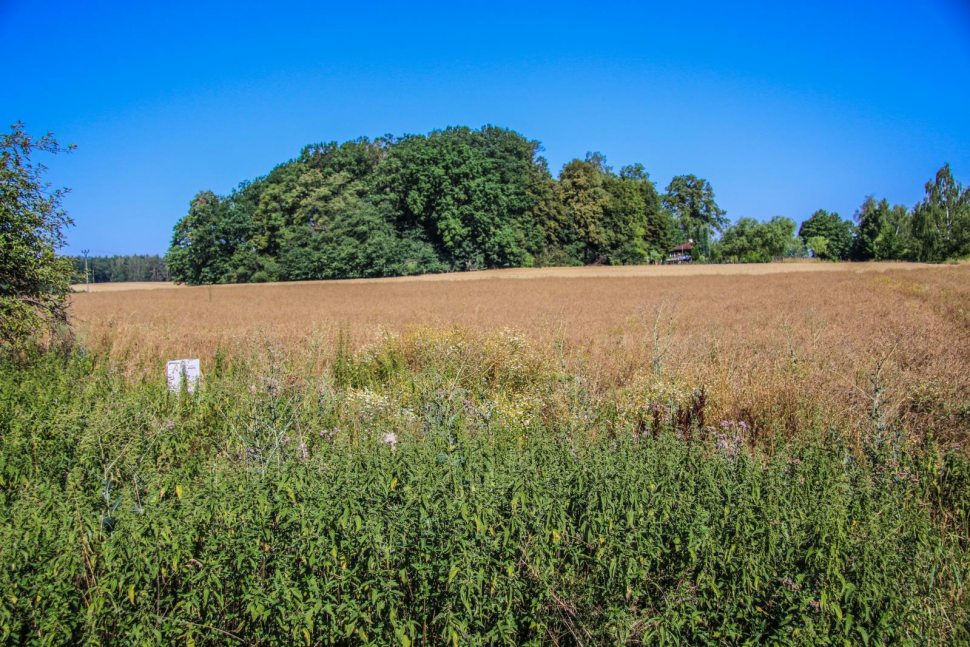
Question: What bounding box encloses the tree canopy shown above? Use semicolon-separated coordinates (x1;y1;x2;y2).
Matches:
714;217;800;263
0;123;75;351
166;126;681;284
798;210;856;261
663;174;728;260
164;126;967;284
910;164;970;262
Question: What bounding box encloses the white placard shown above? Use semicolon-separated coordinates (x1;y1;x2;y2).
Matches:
166;359;201;394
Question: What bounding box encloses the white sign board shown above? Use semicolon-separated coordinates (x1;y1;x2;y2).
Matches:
166;359;201;394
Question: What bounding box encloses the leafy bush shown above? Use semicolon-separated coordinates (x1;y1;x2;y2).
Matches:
0;123;75;352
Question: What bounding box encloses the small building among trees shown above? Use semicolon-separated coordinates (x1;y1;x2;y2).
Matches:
666;241;694;264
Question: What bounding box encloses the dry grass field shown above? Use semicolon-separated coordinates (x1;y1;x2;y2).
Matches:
71;281;179;292
71;259;932;293
69;261;970;446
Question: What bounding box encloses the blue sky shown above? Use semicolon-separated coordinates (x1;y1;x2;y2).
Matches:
3;0;969;256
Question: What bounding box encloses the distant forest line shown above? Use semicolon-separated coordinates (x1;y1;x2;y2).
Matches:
68;254;168;284
82;126;970;284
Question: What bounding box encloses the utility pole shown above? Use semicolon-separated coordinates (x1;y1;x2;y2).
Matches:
82;249;90;293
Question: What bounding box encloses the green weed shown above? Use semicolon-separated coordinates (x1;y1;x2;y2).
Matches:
0;339;968;645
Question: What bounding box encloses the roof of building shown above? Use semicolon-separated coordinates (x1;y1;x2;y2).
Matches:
671;242;694;252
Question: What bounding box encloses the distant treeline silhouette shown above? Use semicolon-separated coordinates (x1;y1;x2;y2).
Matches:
68;254;168;283
162;126;969;284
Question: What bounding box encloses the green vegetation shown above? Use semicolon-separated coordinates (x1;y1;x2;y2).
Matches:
67;254;169;284
910;164;970;262
0;122;76;351
712;217;799;263
164;127;688;284
165;126;970;284
797;210;856;261
1;333;968;645
795;165;970;262
661;174;727;260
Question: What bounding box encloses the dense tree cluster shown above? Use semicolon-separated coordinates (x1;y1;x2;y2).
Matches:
165;126;968;284
786;164;970;262
67;254;168;283
713;217;800;263
166;126;691;284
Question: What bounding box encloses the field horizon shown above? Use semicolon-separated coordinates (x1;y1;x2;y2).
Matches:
70;259;952;293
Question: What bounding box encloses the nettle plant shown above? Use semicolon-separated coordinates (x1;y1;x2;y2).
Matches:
0;334;968;645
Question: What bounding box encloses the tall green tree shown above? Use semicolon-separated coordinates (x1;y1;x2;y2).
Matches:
798;209;855;260
558;155;611;264
525;157;573;265
715;216;798;262
662;175;727;258
614;164;673;262
911;164;970;261
851;196;887;261
375;126;539;270
851;197;914;261
299;137;384;180
250;163;303;261
167;191;250;284
873;204;912;261
557;155;672;265
0;123;76;351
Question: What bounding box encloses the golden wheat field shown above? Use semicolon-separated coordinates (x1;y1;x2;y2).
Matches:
70;258;930;294
70;262;970;447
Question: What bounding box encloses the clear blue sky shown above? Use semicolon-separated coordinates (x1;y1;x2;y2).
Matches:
3;0;969;256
